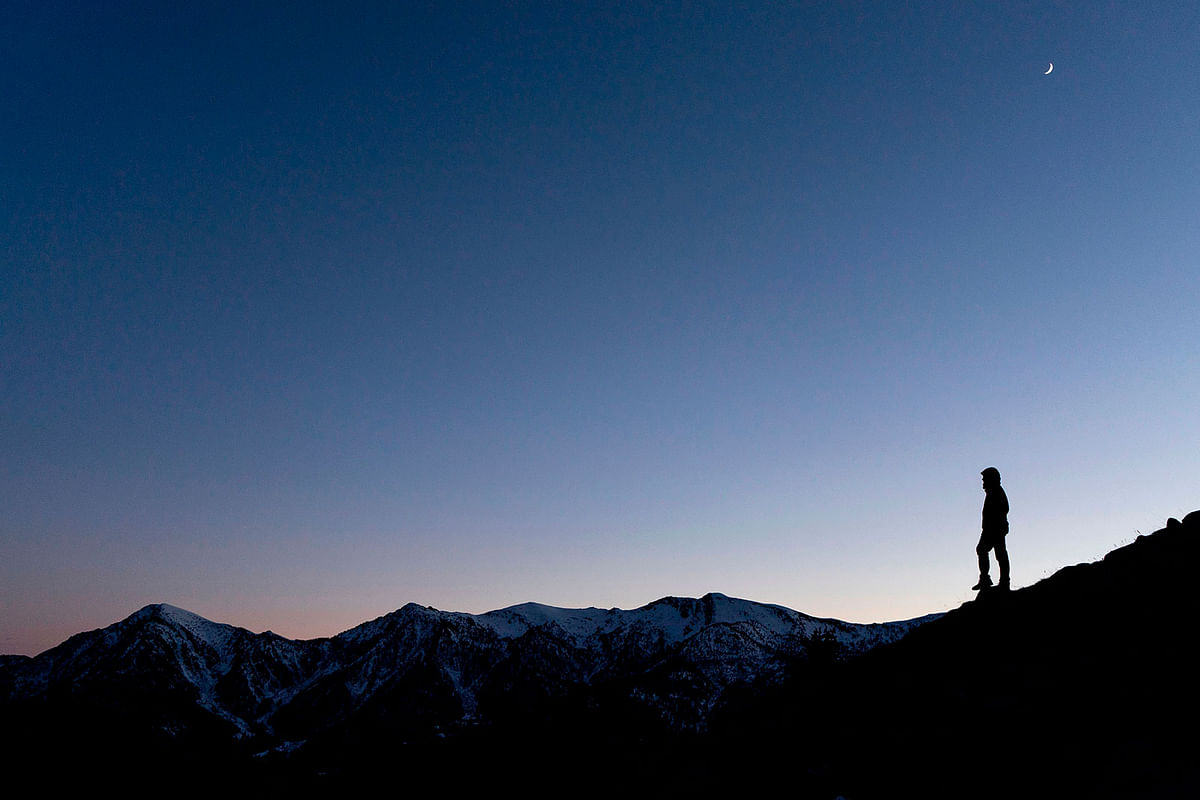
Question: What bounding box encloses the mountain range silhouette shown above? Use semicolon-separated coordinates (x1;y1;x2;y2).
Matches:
4;508;1198;798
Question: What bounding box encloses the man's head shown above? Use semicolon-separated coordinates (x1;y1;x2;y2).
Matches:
981;466;1001;489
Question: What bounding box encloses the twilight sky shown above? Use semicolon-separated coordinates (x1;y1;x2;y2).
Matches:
3;1;1198;656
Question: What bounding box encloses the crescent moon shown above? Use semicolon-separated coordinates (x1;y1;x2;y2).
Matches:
1044;62;1053;74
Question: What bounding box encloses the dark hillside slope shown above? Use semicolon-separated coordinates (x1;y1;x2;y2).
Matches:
712;511;1200;799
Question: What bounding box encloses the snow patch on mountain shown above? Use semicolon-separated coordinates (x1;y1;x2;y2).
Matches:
472;592;932;653
153;604;239;653
475;602;621;641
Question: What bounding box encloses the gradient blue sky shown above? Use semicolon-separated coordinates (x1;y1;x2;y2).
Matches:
4;1;1198;655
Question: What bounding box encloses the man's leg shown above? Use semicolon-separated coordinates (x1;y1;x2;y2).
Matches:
973;534;992;589
994;535;1010;588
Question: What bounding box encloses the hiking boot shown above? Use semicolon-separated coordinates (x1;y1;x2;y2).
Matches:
997;580;1010;591
971;576;993;591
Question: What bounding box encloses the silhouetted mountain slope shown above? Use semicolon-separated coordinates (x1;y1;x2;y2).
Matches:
709;510;1200;799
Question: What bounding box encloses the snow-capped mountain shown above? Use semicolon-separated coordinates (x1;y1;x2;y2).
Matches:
0;592;937;750
4;603;329;739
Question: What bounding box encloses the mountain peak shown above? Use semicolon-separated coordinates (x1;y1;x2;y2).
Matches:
125;603;240;655
131;601;203;621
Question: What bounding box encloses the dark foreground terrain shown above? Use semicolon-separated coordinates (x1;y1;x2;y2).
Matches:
710;510;1200;799
5;510;1198;798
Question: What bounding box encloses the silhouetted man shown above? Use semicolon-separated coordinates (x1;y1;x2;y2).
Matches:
973;466;1009;591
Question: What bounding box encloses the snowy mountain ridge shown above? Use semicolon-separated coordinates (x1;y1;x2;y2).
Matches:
1;592;939;750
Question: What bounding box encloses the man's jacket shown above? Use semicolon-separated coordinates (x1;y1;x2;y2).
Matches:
982;486;1009;535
